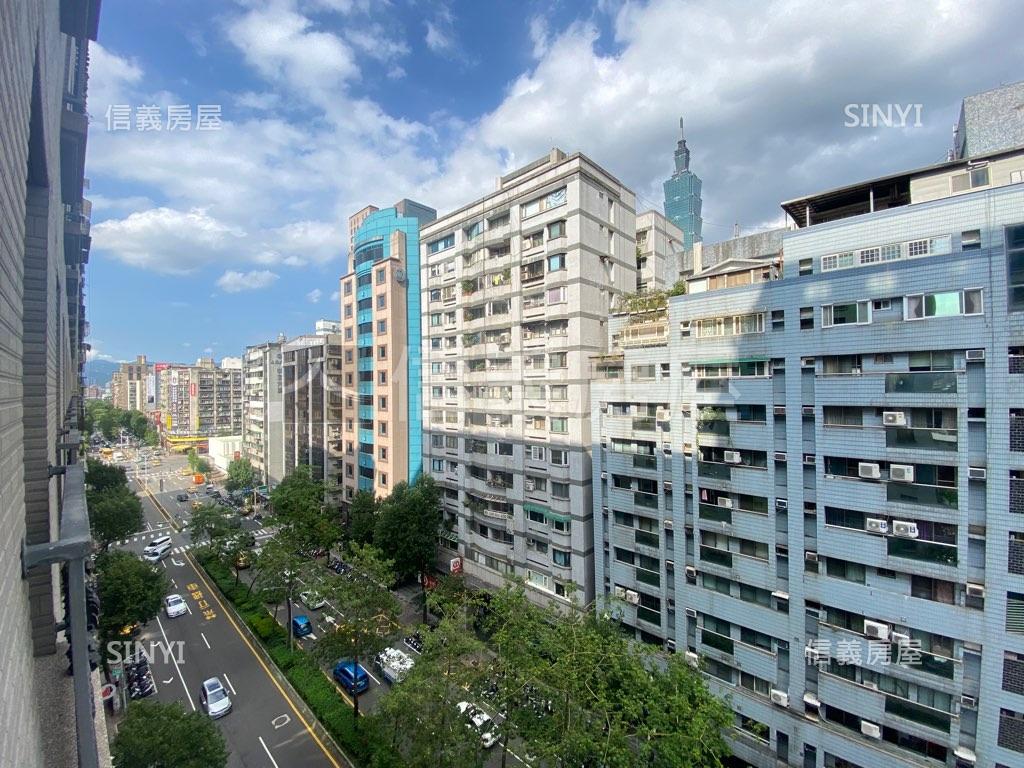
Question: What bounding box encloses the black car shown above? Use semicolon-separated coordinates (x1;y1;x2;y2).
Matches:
176;493;188;502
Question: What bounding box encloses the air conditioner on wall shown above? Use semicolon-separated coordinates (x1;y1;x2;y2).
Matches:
960;694;978;709
525;478;536;491
770;689;789;707
805;551;819;563
665;639;676;652
685;607;698;618
858;462;881;479
965;349;985;361
890;632;910;646
718;497;733;509
657;409;670;421
774;451;788;462
882;411;907;426
774;405;787;415
860;721;882;739
625;590;640;605
614;586;626;599
685;566;697;578
966;583;986;599
890;464;915;483
866;518;889;534
893;520;919;539
863;619;890;641
968;466;987;480
723;450;741;464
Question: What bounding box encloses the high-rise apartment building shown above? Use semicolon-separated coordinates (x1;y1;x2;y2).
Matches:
111;354;151;411
243;339;285;486
421;148;636;605
1;1;105;765
157;358;243;450
635;210;685;293
282;331;344;498
338;199;436;503
593;128;1024;766
663;118;703;250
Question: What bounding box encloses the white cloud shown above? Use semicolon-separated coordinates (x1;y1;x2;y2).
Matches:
235;91;281;111
216;269;280;293
329;290;340;302
528;16;549;59
87;43;143;115
307;288;323;303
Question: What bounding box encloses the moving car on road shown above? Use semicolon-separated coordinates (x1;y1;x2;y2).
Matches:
200;677;232;719
332;660;369;695
291;615;314;638
175;493;188;502
164;594;187;618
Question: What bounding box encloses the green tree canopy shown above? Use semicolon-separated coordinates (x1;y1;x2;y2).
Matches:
347;489;378;546
111;701;229;768
271;465;340;553
224;457;255;493
95;551;168;656
85;457;128;492
89;485;144;551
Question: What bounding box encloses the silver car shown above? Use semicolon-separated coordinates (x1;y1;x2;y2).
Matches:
164;594;187;618
200;677;232;718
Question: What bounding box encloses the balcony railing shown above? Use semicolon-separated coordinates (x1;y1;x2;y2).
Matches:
885;371;957;394
887;537;958;565
886;483;957;509
636;606;662;626
884;696;951;733
886;427;958;451
701;630;735;655
635;529;659;548
699;503;732;523
697;419;730;436
914;650;956;680
698;462;731;480
632;417;657;432
634;492;659;510
632;454;657;470
635;568;660;588
701;545;733;567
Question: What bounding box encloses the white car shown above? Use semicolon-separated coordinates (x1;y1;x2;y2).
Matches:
457;701;498;748
164;594;187;618
299;590;326;610
200;677;232;718
375;647;415;684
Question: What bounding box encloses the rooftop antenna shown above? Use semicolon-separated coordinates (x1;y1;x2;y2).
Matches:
732;222;741;238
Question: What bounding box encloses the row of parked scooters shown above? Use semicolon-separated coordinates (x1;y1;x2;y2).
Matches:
124;653;156;700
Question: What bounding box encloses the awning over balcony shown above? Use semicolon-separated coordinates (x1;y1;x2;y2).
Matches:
523;502;570;523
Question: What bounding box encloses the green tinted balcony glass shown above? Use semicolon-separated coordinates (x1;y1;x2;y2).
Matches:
698;419;730;436
633;454;657;470
636;568;660;587
912;651;955;680
886;427;958;451
636;606;661;626
885;372;957;394
702;630;734;655
700;545;733;567
887;537;958;565
635;529;660;548
632;417;657;432
634;492;659;509
887;483;958;509
698;462;731;480
699;503;733;523
884;696;951;732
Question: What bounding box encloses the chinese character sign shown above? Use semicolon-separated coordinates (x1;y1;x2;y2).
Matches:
104;104;223;131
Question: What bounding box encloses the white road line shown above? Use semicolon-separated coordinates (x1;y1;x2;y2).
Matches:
223;672;237;696
258;736;281;768
200;632;211;649
362;665;381;686
156;615;195;711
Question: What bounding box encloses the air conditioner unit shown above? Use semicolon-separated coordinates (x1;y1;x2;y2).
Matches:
665;639;676;652
882;411;907;427
723;450;741;464
801;357;815;367
600;402;608;413
803;454;816;465
656;409;670;422
685;607;698;618
890;464;915;483
966;583;986;599
805;551;819;563
858;462;881;480
614;585;626;599
890;631;910;646
773;405;786;416
663;480;673;492
776;499;789;511
863;619;891;641
600;471;607;480
525;478;536;491
960;694;978;709
968;466;987;481
863;681;878;691
965;349;985;361
774;451;788;462
685;651;699;668
866;517;889;534
802;406;814;416
892;520;919;539
860;721;882;739
625;590;640;605
770;689;789;707
718;497;733;509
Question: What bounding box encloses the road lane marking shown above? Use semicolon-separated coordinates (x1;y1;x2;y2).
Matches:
223;672;237;696
272;714;291;729
201;632;211;649
156;615;195;711
258;736;281;768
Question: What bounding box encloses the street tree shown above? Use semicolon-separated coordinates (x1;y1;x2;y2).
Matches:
374;474;441;620
85;457;128;491
347;489;377;546
252;538;308;644
186;448;200;473
311;543;400;721
224;457;256;493
187;502;231;545
270;465;340;554
111;700;228;768
88;485;144;551
95;551;168;658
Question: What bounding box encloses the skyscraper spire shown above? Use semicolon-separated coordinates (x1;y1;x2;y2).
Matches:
663;116;702;249
673;115;691;174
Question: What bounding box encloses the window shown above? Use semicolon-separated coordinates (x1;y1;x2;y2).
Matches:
378;396;387;410
344;327;353;340
528;508;546;525
950;165;990;193
800;307;814;330
428;233;455;253
377;319;387;334
547;286;567;304
378;422;388;436
430;312;442;327
548;253;566;272
799;258;813;275
552;548;571;567
378;371;387;384
548;220;566;239
822;301;871;327
550;385;568;401
633;364;656;380
378;345;387;360
464;220;483;240
345;349;353;363
550;417;568;434
344;281;353;296
550;449;568;467
1008;224;1024;312
905;289;983;319
549;352;567;369
961;229;981;251
344;303;353;318
521;187;567;218
431;459;443;472
380;473;388;487
523;230;544;249
376;268;386;284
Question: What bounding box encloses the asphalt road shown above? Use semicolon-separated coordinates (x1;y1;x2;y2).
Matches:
110;454;347;768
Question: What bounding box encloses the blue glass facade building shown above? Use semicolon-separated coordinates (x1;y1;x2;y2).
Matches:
663;118;703;250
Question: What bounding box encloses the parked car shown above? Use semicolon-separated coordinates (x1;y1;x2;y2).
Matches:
164;594;187;618
200;677;232;718
175;493;188;503
375;647;415;684
403;632;424;654
457;702;499;748
291;615;314;638
234;550;251;570
332;660;369;695
299;590;326;610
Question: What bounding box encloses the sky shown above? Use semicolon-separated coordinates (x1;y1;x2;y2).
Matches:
84;0;1024;365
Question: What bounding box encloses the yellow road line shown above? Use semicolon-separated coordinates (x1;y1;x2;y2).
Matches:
147;492;349;768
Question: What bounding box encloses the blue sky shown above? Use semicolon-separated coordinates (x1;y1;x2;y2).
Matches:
85;0;1022;365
